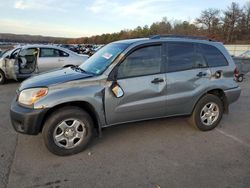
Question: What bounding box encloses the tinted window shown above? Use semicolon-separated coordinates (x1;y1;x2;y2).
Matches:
40;48;69;57
167;43;195;72
117;45;162;78
59;50;69;57
200;44;228;67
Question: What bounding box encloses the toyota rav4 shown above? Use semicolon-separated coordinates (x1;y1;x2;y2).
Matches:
10;36;241;156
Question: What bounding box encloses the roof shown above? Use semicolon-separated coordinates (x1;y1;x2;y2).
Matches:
112;35;217;46
112;38;149;45
21;44;75;54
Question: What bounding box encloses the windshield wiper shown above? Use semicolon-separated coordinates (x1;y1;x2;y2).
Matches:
70;65;96;75
70;65;86;73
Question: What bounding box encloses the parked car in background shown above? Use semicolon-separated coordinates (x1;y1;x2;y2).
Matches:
239;50;250;58
59;44;78;53
88;45;104;56
10;36;241;156
0;45;88;84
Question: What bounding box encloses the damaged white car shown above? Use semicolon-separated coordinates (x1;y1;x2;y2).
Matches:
0;45;89;84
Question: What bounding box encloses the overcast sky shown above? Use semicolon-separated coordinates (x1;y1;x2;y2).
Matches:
0;0;248;38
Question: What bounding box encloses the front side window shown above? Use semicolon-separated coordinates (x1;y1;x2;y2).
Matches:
199;44;228;67
117;45;162;79
19;48;38;57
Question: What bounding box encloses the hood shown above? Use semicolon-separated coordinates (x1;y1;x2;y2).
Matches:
19;67;93;91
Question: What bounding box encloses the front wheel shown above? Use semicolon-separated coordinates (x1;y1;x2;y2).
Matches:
188;94;223;131
0;70;6;85
42;107;94;156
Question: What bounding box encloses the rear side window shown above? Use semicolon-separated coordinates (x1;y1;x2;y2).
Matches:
167;42;195;72
40;48;69;57
200;44;228;67
40;48;58;57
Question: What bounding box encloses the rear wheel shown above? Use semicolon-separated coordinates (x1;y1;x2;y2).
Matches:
189;94;223;131
42;107;94;156
237;74;244;82
0;70;6;85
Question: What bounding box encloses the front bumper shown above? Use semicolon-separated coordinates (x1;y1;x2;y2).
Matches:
224;86;241;105
10;100;48;135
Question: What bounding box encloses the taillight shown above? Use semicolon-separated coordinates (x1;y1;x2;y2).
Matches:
234;67;239;76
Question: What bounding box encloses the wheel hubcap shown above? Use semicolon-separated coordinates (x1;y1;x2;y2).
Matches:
53;119;86;149
200;102;219;126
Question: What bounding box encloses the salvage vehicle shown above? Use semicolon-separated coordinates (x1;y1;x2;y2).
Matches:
0;49;5;57
10;35;241;156
0;45;88;84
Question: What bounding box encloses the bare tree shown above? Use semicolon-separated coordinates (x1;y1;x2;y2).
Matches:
196;8;221;35
222;2;242;43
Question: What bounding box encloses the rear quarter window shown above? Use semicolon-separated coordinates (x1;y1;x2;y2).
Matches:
200;44;228;67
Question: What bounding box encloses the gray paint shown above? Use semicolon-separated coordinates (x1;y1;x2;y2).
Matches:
17;37;241;130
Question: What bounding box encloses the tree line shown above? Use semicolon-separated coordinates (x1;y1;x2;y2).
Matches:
68;1;250;44
0;1;249;44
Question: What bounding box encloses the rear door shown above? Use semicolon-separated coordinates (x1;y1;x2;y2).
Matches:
199;43;230;81
105;44;167;125
165;42;212;116
38;48;65;72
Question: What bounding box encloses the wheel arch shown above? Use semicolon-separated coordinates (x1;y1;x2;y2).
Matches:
40;101;101;134
192;89;228;114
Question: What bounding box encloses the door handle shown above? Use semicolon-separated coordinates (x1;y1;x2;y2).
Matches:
196;72;207;77
151;78;164;84
58;59;64;62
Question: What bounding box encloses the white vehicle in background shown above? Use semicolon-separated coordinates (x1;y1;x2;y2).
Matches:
239;51;250;58
0;45;89;84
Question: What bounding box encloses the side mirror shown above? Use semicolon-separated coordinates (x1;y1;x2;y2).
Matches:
111;82;124;98
5;55;10;59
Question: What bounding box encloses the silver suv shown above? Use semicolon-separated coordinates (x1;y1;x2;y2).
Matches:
10;36;241;156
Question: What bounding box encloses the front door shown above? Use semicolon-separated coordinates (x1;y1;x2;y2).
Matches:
105;44;167;125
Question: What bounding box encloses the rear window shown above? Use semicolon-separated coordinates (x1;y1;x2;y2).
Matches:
200;44;228;67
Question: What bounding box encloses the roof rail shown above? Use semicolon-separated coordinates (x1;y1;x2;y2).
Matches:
150;35;215;41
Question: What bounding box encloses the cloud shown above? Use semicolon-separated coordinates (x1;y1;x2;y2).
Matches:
14;0;29;9
13;0;80;12
87;0;173;23
0;18;93;38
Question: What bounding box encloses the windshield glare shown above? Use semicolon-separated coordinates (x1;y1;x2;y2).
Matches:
80;43;128;75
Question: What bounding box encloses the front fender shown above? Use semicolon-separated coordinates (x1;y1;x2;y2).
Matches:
34;82;106;127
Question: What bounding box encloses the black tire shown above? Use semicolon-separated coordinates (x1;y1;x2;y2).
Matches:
42;107;94;156
0;69;6;85
188;94;223;131
237;75;244;82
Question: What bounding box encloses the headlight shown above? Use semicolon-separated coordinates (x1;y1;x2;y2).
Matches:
18;88;48;106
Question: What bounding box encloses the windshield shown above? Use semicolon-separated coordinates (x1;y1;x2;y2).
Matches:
80;43;129;75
